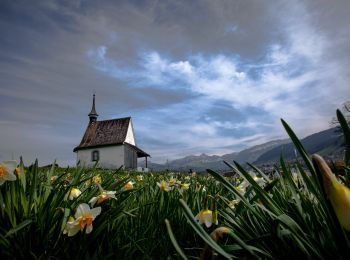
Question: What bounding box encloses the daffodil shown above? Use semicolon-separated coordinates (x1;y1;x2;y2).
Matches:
72;203;101;235
89;190;116;207
66;187;82;200
63;216;80;237
228;199;239;209
252;174;265;185
157;180;172;191
123;181;134;190
195;184;206;192
180;183;190;190
235;180;248;194
93;175;102;184
168;177;177;186
195;209;213;228
0;161;17;185
313;154;350;231
136;175;144;181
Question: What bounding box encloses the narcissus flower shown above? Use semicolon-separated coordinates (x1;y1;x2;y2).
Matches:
180;183;190;190
93;175;102;184
0;161;17;185
67;203;101;236
168;177;177;186
228;199;239;209
66;187;82;200
157;180;172;191
136;175;144;181
313;154;350;231
195;209;213;228
123;181;134;190
195;184;206;192
252;175;265;185
63;216;80;237
89;190;116;207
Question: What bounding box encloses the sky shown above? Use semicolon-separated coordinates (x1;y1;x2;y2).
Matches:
0;0;349;166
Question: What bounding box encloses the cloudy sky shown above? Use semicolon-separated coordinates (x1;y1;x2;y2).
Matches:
1;0;349;166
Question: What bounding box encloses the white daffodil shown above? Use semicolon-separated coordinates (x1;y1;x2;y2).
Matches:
136;175;144;181
66;187;82;200
63;216;80;237
195;209;213;228
73;203;101;235
180;183;190;190
157;180;172;192
168;177;177;186
123;181;134;190
228;199;239;209
89;190;116;207
0;161;17;185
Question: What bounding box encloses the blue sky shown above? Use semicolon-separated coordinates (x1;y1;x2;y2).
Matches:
0;0;349;165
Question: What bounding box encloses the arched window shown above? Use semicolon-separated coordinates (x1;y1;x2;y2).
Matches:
91;150;99;162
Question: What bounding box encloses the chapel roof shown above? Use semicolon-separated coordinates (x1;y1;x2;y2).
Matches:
73;117;131;152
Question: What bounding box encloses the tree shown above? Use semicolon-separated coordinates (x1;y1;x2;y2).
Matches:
331;101;350;130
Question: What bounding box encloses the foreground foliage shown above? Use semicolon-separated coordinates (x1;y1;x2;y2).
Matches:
0;109;349;259
172;109;350;259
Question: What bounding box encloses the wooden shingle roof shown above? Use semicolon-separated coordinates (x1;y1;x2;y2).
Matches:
73;117;131;152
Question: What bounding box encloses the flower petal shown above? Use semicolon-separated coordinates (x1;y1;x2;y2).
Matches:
90;207;102;219
75;203;90;218
2;161;17;173
5;172;16;181
89;197;97;207
85;224;93;234
68;225;81;237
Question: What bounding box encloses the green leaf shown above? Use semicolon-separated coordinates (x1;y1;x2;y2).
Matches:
165;219;188;260
337;109;350;165
281;119;315;174
5;219;32;237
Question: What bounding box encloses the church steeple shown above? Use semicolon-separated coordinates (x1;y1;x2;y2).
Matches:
88;94;98;123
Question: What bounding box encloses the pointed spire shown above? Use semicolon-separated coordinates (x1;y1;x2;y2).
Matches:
88;94;98;123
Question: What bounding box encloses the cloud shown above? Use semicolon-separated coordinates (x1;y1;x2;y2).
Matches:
1;0;349;165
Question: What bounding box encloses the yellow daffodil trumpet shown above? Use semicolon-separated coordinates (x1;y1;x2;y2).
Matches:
312;154;350;231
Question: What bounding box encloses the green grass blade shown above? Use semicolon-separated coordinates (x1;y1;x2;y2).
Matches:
5;219;32;237
281;119;315;174
337;109;350;164
165;219;188;260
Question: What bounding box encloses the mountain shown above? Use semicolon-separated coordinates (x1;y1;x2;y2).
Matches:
141;127;344;172
143;139;288;172
221;139;291;163
254;127;343;164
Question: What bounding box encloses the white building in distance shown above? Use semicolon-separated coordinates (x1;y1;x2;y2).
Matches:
73;95;150;169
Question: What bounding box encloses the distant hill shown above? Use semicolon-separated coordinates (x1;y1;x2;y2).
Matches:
254;127;343;164
143;139;288;172
141;127;344;172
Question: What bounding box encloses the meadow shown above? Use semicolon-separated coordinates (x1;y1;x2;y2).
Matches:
1;109;349;259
